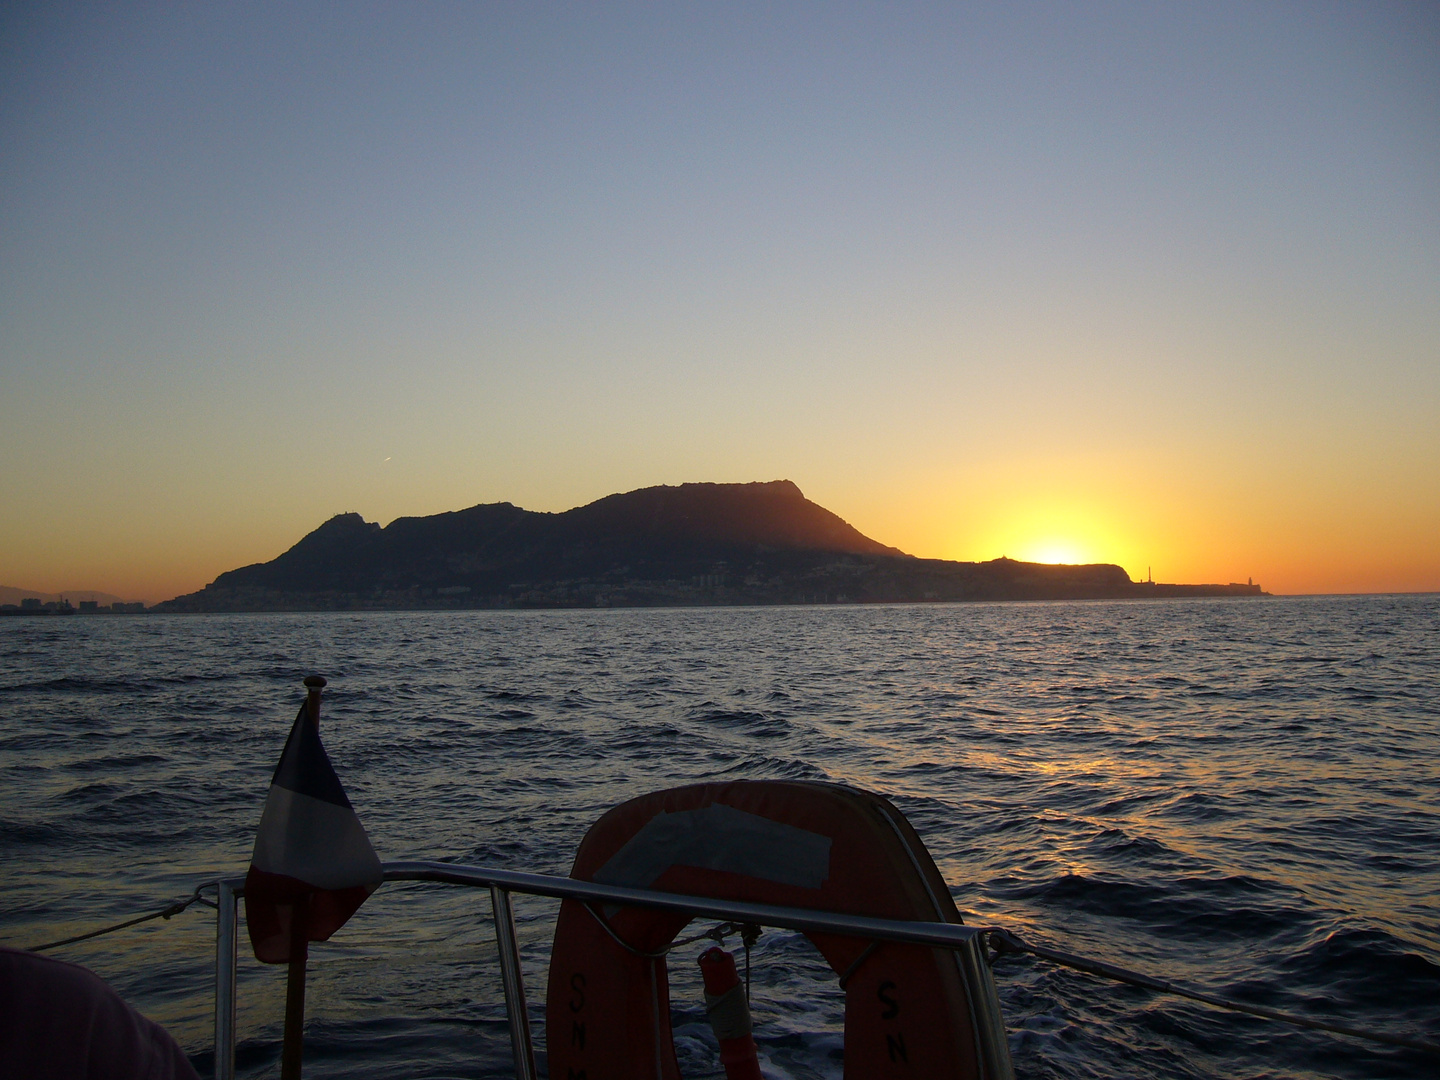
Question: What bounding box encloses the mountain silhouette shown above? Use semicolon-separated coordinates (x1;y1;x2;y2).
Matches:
158;480;1265;610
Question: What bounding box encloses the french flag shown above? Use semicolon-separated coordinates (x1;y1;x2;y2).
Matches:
244;702;383;964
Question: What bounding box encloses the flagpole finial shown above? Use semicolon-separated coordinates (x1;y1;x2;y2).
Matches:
303;676;326;730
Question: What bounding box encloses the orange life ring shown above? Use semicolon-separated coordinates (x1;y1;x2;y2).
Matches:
544;780;1012;1079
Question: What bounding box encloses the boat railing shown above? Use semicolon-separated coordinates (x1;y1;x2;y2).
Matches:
212;859;1013;1080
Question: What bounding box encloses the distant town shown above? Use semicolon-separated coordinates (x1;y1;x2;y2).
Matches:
1;598;148;616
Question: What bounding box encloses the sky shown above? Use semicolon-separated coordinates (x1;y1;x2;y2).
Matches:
1;2;1436;602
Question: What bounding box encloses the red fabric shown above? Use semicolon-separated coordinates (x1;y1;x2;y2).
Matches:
243;866;374;964
0;947;199;1080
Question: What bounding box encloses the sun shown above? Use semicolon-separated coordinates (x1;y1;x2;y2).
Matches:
1020;539;1090;565
963;504;1123;568
939;479;1144;576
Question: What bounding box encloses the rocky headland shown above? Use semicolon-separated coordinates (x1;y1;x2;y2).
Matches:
156;481;1266;611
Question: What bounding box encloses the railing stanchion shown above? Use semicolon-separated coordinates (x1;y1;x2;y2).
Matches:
490;885;536;1080
215;880;239;1080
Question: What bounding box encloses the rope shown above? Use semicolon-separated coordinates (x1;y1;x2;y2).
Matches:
581;904;754;961
987;928;1440;1057
740;922;759;1003
26;884;218;954
837;940;882;990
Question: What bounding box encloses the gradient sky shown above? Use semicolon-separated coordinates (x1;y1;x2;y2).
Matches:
2;2;1437;602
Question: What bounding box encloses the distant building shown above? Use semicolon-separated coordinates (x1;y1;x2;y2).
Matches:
21;598;41;610
79;600;99;612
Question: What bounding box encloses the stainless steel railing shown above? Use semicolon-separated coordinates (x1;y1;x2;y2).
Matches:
213;860;1013;1080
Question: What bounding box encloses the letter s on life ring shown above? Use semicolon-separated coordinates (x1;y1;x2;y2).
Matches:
543;780;1013;1079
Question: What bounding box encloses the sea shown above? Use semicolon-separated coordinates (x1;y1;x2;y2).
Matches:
1;596;1437;1079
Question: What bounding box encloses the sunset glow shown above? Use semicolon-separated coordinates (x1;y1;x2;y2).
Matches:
1018;541;1093;568
1;6;1436;601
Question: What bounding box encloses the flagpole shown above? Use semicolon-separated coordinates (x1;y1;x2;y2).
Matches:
281;894;310;1080
281;675;326;1080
